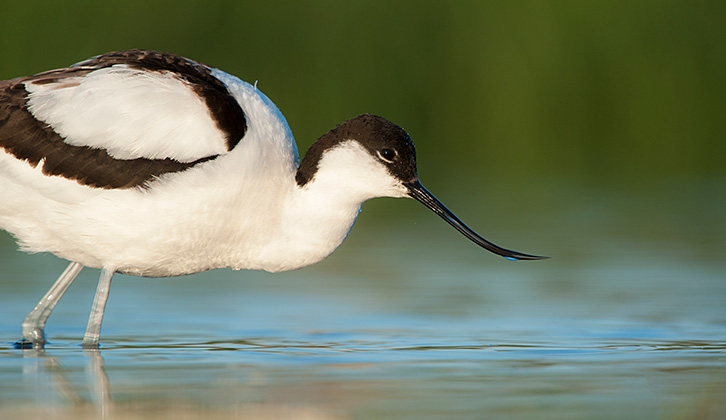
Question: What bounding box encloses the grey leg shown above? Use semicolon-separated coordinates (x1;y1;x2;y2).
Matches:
18;261;84;349
81;268;115;349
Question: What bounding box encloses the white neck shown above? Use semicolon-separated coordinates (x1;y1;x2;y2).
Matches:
252;141;408;272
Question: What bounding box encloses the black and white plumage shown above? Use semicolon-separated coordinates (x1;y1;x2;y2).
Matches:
0;50;545;349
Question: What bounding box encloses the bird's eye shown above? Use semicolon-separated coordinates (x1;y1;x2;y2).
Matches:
378;148;396;162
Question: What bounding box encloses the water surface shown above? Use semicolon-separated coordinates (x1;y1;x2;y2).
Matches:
1;185;724;419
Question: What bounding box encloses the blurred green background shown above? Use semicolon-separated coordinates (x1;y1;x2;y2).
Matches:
1;0;724;255
2;4;725;417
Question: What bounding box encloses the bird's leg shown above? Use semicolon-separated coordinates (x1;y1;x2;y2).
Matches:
81;268;114;349
15;262;84;349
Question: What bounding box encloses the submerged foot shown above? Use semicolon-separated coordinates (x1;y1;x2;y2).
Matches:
81;340;101;349
13;338;40;350
19;324;48;349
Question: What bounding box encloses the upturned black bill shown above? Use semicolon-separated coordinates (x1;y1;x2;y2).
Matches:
405;180;548;261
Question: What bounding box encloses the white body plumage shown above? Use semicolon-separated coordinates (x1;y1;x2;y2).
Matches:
1;65;409;276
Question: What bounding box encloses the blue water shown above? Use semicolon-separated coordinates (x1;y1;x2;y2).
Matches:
1;185;725;419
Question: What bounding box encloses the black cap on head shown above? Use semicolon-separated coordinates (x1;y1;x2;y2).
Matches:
296;114;417;186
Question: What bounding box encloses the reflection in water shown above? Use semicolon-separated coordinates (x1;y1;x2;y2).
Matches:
86;350;110;417
14;350;111;418
12;348;349;420
4;337;725;420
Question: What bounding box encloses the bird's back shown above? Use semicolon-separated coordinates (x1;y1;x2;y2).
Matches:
0;50;299;277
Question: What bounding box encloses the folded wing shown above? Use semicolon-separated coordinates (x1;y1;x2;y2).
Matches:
0;50;247;189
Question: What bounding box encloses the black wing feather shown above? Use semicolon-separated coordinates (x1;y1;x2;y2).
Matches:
0;50;245;189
